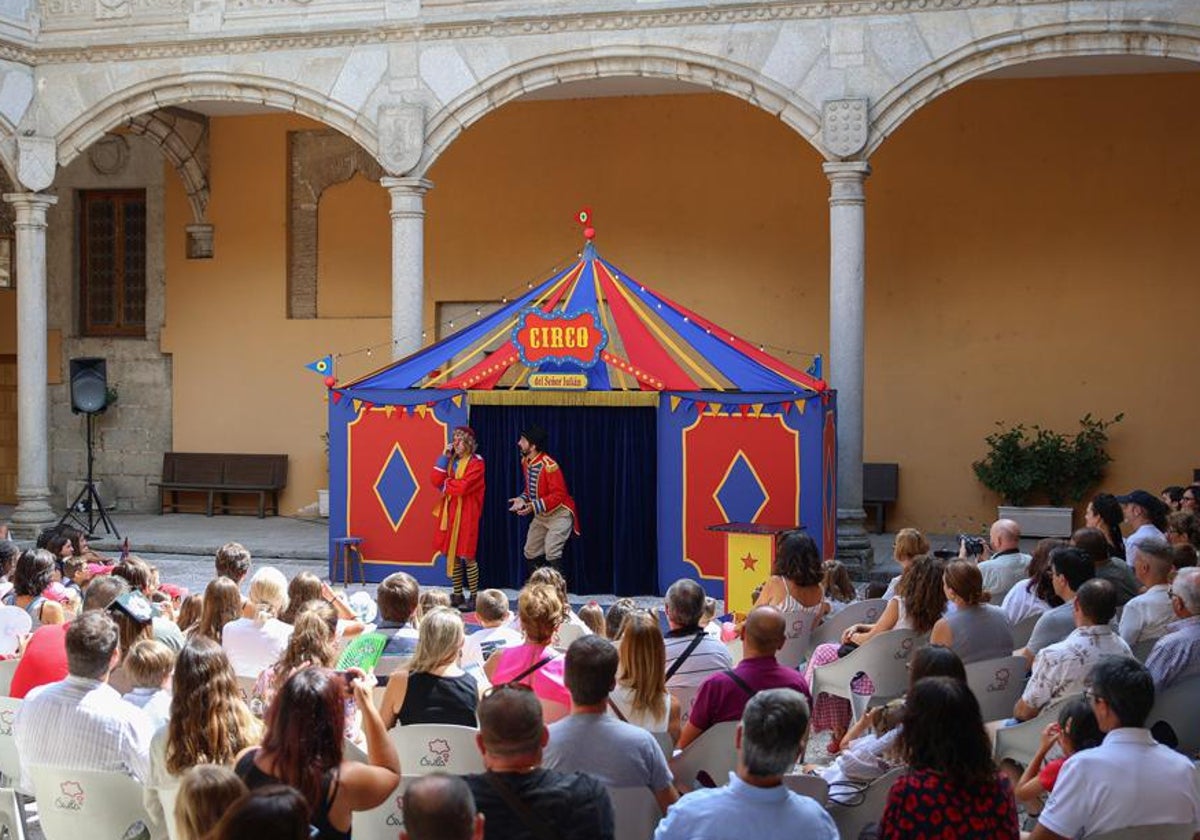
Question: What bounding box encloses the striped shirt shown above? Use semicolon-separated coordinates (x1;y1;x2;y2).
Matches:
664;628;733;694
14;675;154;790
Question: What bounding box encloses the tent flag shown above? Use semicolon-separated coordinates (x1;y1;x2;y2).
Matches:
352;399;362;412
695;400;707;415
383;405;395;418
452;395;463;408
669;395;681;412
331;391;343;404
305;354;334;377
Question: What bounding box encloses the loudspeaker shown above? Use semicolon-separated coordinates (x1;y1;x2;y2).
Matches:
69;357;108;414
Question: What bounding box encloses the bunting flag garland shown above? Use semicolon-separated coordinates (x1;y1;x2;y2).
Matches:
806;355;822;380
306;355;334;377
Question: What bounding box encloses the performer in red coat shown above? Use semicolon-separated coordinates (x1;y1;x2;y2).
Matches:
431;426;485;609
508;425;580;572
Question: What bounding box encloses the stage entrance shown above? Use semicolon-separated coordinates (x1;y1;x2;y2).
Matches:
472;404;657;596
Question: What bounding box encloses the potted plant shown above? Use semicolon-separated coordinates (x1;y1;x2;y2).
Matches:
972;413;1122;537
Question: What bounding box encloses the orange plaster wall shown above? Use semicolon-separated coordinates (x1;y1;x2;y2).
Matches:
317;173;391;317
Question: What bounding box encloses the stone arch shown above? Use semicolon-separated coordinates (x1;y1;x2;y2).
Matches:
418;46;826;176
55;72;378;169
126;107;210;226
867;22;1200;158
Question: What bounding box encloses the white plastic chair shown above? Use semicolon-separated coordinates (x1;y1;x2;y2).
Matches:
668;720;738;792
391;724;484;775
809;629;925;722
1010;614;1041;649
1088;824;1195;840
30;766;153;840
652;730;674;760
806;599;886;658
1147;673;1200;756
0;698;21;788
669;684;701;727
993;693;1079;768
350;776;409;840
827;764;906;840
0;787;23;840
782;772;829;805
964;655;1028;723
156;784;180;840
777;609;819;669
0;661;18;698
554;622;586;651
725;639;744;666
608;785;662;840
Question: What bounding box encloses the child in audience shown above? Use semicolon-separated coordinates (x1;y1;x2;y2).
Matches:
121;637;174;728
823;560;857;614
419;589;451;614
605;597;637;640
864;581;888;600
1013;696;1103;815
701;597;721;637
578;601;605;637
61;556;90;601
174;764;248;840
176;593;202;633
819;698;905;786
461;588;522;667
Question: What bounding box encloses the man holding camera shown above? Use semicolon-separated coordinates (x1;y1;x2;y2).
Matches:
962;518;1030;601
432;426;486;610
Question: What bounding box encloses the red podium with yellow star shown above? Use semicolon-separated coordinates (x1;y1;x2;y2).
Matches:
707;522;799;616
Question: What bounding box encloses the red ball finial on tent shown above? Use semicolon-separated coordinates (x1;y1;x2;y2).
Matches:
324;375;337;389
577;207;595;240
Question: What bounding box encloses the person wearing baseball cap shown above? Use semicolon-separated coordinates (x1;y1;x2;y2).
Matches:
1115;489;1169;568
432;426;486;610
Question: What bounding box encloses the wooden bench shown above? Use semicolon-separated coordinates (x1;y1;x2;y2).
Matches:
154;452;288;518
863;462;899;534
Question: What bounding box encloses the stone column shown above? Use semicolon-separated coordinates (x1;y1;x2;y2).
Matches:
381;177;433;359
4;192;58;536
824;161;873;573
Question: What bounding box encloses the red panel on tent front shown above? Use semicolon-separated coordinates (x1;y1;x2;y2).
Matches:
347;408;448;566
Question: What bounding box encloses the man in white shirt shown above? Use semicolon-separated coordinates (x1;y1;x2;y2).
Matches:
1119;538;1176;645
974;519;1030;601
14;611;154;790
462;589;523;667
1015;579;1132;721
1029;656;1200;839
1116;489;1169;568
662;578;732;722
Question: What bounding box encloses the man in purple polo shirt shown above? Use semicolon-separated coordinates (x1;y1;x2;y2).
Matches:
676;605;811;749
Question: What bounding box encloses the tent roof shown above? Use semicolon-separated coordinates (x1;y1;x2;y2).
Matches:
345;243;825;395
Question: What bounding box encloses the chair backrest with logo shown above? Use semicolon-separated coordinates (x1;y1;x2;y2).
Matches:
30;767;152;840
391;724;485;775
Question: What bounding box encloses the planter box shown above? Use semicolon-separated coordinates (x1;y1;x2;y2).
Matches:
317;488;329;518
997;505;1073;538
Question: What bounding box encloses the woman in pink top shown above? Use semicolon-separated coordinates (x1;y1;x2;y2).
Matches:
484;582;569;721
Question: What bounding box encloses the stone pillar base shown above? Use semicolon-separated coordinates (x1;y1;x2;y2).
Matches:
836;507;875;580
10;495;57;538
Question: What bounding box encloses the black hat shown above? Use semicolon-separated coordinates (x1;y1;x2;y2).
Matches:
520;425;548;452
1114;489;1167;516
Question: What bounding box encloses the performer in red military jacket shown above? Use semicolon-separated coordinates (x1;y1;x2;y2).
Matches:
431;426;485;609
508;425;580;572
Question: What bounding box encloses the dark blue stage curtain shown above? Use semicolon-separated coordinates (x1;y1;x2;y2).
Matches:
470;405;657;596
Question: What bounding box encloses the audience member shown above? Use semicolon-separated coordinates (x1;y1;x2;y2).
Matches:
528;565;591;642
1023;547;1095;662
121;637;174;728
1145;566;1200;690
604;597;637;640
880;676;1019;839
175;592;202;632
1166;510;1200;549
1013;696;1103;814
662;578;733;720
146;636;262;831
210;785;311;840
279;571;322;623
611;608;680;744
578;601;605;637
822;559;856;613
465;682;614;840
1182;485;1200;514
401;774;484;840
0;540;19;601
222;566;293;677
752;531;828;660
107;590;156;694
377;571;422;662
1119;537;1176;645
381;606;478;729
111;555;187;652
1117;489;1169;567
14;611;153;790
864;581;888;600
701;597;721;637
1015;579;1131;721
6;548;64;627
654;689;836;840
1029;657;1200;838
1002;538;1065;625
1162;485;1185;511
931;560;1014;663
882;528;929;600
421;589;452;614
544;636;677;814
485;583;570;721
679;606;810;749
975;519;1031;600
214;542;252;590
190;576;243;643
174;764;248;840
1071;527;1138;606
235;667;400;839
461;588;522;667
1172;543;1198;571
1085;492;1127;561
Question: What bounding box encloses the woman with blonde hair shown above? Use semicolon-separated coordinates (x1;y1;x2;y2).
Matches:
930;560;1014;663
883;528;930;600
221;567;293;677
610;609;681;745
189;577;244;644
379;606;477;729
485;582;570;721
145;637;262;832
174;764;248;840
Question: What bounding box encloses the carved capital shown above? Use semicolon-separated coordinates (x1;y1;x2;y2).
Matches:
822;98;869;159
377;104;424;176
16;136;57;193
185;223;214;259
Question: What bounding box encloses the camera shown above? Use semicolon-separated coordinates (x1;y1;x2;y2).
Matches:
958;534;986;557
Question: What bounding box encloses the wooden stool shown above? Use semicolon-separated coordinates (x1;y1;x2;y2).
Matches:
332;537;365;586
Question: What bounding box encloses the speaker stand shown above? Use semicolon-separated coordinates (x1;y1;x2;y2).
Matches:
58;412;120;539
